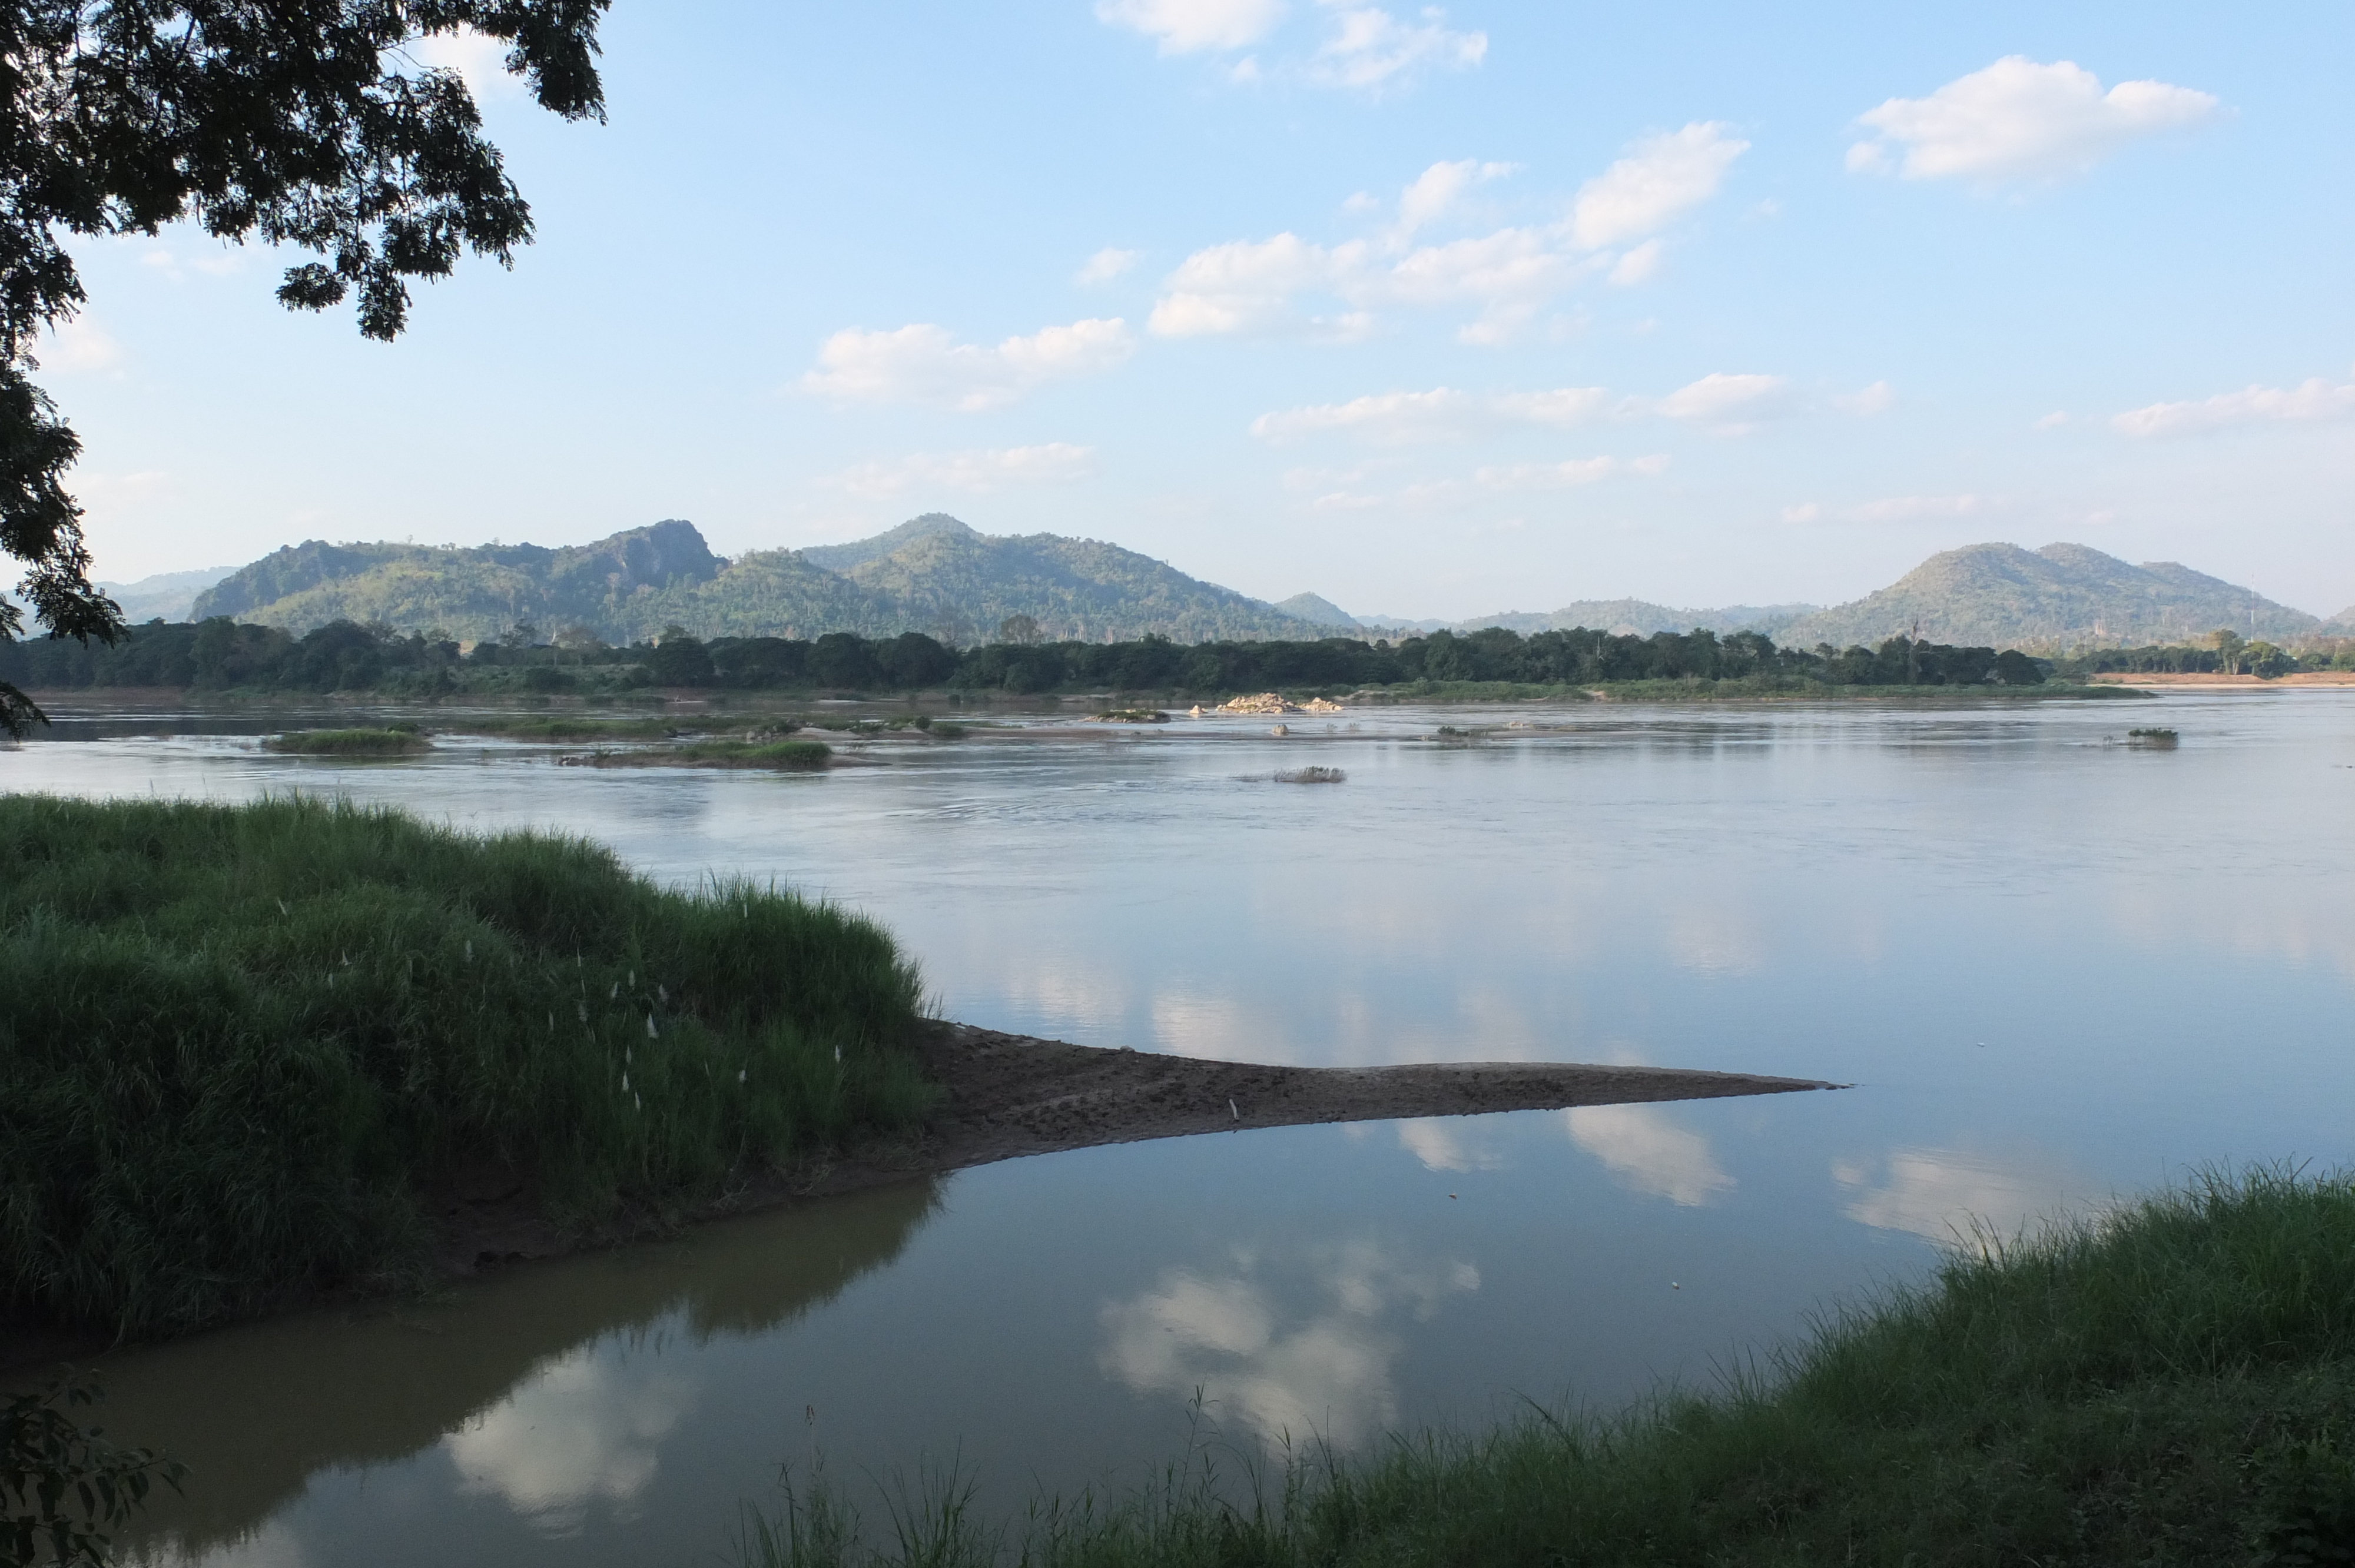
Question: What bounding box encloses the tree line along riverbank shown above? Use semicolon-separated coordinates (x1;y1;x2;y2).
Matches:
0;617;2071;702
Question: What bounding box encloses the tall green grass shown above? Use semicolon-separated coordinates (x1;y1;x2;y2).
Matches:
261;728;430;756
671;739;832;770
738;1168;2355;1566
0;795;928;1338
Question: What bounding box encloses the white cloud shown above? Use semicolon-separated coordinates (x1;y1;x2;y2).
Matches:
1150;233;1359;337
1563;1104;1733;1207
1849;57;2220;182
1608;238;1663;286
1309;4;1487;91
1474;454;1665;491
1382;227;1575;342
822;444;1095;500
1391;159;1515;242
2035;410;2071;430
1491;386;1614;427
1653;371;1795;430
1097;0;1285;53
2111;376;2355;438
1252;384;1608;443
38;315;123;373
1571;123;1750;249
1076;247;1142;285
801;318;1135;410
1833;380;1896;416
408;26;525;101
1254;387;1475;441
1153;124;1740;342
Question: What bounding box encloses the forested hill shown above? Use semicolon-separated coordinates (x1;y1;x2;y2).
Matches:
1777;543;2318;650
187;515;1328;645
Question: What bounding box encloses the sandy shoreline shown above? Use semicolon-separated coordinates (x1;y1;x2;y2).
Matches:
2;1024;1839;1371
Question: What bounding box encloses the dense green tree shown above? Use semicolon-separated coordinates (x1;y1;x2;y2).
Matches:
648;630;713;687
0;0;612;735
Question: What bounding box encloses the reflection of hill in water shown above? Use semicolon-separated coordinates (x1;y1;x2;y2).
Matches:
99;1180;941;1554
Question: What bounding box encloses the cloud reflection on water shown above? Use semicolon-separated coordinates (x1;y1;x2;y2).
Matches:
442;1344;699;1532
1395;1117;1503;1172
1562;1104;1735;1205
1834;1147;2084;1245
1098;1240;1480;1448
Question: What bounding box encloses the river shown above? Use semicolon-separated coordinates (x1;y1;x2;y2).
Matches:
6;690;2352;1566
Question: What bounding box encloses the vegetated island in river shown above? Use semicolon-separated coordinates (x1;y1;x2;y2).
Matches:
0;794;1834;1363
0;616;2162;707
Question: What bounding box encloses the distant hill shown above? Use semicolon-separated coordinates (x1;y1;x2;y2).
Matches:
2322;605;2355;636
193;520;732;640
97;566;237;623
151;521;2334;655
1778;543;2317;650
1272;592;1360;629
1457;599;1817;638
190;516;1330;645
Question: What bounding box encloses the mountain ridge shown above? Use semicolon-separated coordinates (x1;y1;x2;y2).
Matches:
1775;543;2317;650
167;521;2339;653
191;517;1329;645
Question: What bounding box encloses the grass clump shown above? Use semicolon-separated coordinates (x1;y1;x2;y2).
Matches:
2129;726;2181;747
0;794;926;1339
738;1168;2355;1567
1089;709;1170;724
1272;766;1345;784
449;716;696;742
671;739;834;770
261;728;430;757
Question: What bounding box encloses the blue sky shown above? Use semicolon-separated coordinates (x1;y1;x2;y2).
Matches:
47;1;2355;619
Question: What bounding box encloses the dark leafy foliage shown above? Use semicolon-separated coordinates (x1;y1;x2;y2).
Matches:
1;1373;182;1568
0;0;611;733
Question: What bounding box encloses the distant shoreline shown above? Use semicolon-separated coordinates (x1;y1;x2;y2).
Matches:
12;679;2152;725
2089;671;2355;687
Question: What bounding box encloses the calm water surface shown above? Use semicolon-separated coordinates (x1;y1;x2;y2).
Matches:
6;692;2353;1567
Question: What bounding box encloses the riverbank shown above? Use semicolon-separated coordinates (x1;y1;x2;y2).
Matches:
2092;670;2355;687
1;1019;1833;1371
0;792;1837;1366
739;1166;2355;1567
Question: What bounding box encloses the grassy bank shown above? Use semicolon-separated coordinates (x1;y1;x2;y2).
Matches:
1342;676;2150;704
0;795;927;1339
261;726;431;756
672;739;834;769
742;1168;2355;1566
